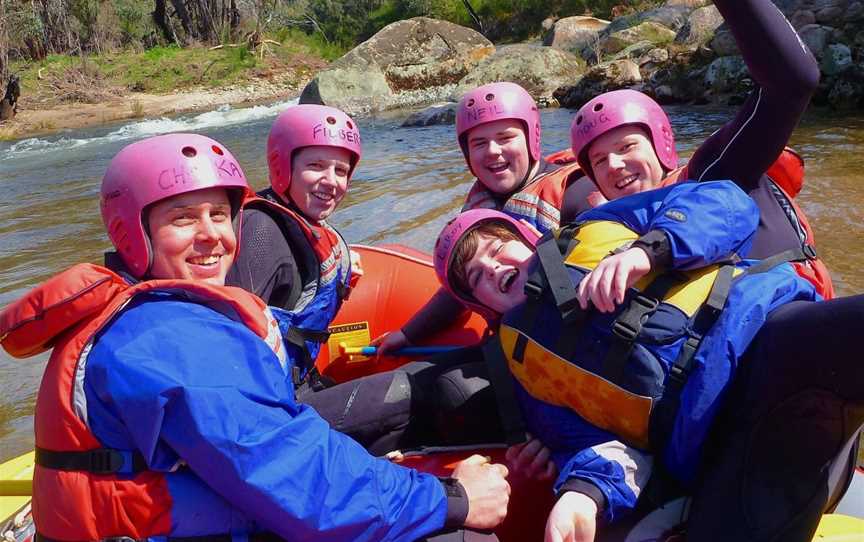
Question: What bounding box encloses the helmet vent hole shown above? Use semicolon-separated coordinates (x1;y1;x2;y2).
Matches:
211;145;224;156
467;98;475;107
593;103;604;112
326;116;337;125
485;93;495;101
576;115;583;125
347;120;354;129
182;146;197;157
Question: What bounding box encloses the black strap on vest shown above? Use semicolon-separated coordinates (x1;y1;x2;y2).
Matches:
601;272;685;383
481;338;528;446
648;264;735;451
514;230;586;362
35;446;148;475
282;326;331;388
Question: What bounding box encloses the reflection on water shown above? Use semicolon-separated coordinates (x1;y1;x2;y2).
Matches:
1;104;863;462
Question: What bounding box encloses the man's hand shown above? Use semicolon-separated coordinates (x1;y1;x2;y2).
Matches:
505;434;556;481
370;330;409;356
545;491;598;542
452;454;511;530
577;247;651;313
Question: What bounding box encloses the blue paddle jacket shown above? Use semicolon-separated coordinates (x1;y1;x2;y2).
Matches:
507;181;819;523
83;292;449;540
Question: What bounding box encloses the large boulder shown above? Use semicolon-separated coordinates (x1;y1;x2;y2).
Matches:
452;44;586;103
599;21;677;57
704;55;750;94
798;23;833;59
554;59;642;109
543;16;610;55
300;17;494;113
401;102;458;127
821;43;853;74
675;5;724;47
709;25;739;56
605;4;693;34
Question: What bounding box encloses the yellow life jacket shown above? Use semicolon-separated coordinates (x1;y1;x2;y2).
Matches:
498;221;740;449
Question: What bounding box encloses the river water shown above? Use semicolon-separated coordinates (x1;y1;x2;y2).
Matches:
1;101;863;464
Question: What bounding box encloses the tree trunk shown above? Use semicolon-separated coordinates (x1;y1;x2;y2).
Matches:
169;0;194;39
152;0;173;43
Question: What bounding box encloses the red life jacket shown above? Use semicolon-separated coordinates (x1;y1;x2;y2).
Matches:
660;147;834;299
0;263;282;540
463;162;581;234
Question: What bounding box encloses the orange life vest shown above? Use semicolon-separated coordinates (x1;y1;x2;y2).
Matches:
463;162;581;234
660;147;834;299
0;263;282;540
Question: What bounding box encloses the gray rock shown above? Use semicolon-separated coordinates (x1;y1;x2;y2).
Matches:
821;43;853;74
401;102;458;127
675;5;724;46
606;4;693;34
827;78;863;108
300;68;393;114
452;44;586;102
554;59;642;109
846;1;864;20
709;27;739;56
798;24;833;58
610;40;657;62
812;0;848;10
790;10;816;29
600;21;677;56
666;0;711;7
704;56;749;93
816;6;846;24
301;17;493;113
640;47;670;66
544;16;610;55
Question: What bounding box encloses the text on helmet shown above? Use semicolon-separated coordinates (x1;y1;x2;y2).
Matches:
464;104;506;123
157;159;242;190
312;123;360;144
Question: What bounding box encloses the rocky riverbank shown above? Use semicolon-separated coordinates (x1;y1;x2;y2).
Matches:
0;69;313;140
299;0;864;122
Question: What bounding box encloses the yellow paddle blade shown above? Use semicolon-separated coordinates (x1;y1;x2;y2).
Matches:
0;451;34;522
813;514;864;541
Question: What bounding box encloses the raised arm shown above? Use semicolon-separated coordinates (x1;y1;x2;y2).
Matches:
688;0;820;189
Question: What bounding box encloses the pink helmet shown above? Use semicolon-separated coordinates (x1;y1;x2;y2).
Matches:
100;133;250;278
456;82;542;174
570;89;677;180
267;104;362;199
434;209;540;321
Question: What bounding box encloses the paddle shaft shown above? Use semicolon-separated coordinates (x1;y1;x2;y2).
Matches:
342;345;462;356
0;478;31;496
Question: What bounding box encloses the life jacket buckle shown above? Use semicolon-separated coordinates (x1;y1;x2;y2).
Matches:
611;320;640;342
524;280;544;299
88;449;125;474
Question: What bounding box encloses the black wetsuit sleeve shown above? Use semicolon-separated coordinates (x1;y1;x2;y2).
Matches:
687;0;819;189
561;174;600;224
225;208;302;309
402;288;469;344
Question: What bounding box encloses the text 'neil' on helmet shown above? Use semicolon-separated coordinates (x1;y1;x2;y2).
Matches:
100;133;250;278
267;104;362;199
570;89;677;179
456;82;542;172
434;209;540;321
